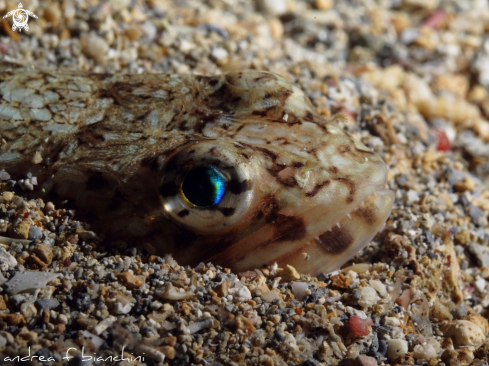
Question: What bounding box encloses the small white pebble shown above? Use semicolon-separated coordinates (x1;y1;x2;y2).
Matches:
23;179;34;190
210;47;229;64
58;314;68;324
83;33;109;64
0;171;10;180
291;282;308;300
255;0;288;15
406;190;420;204
475;277;486;292
32;152;43;164
228;286;252;302
413;338;441;359
383;316;401;327
387;339;408;359
369;279;387;297
357;285;380;308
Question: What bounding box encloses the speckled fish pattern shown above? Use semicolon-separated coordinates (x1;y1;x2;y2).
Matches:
0;61;394;275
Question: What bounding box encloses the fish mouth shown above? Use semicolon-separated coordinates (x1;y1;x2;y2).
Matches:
273;187;395;276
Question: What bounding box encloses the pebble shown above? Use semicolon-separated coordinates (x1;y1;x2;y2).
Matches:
383;317;401;327
72;292;92;312
187;318;218;334
442;320;486;348
0;247;17;271
5;313;25;326
57;314;68;324
431;300;454;321
413;338;442;359
82;33;109;64
356;285;380;309
291;281;309;300
387;339;409;359
234;315;256;335
35;298;60;311
2;191;13;202
11;220;30;239
255;0;288;15
118;271;143;289
0;335;6;347
229;285;252;303
369;279;387;297
93;315;117;335
6;271;60;294
338;355;377;366
210;47;229;65
31;151;43;164
20;302;38;318
0;171;10;181
279;265;301;281
260;289;282;302
33;244;53;265
28;226;43;241
82;330;105;350
451;302;468;319
156;283;194;300
469;243;489;268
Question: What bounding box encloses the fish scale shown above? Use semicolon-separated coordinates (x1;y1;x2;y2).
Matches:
0;62;394;275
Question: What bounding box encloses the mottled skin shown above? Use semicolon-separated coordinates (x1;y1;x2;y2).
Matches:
0;62;394;275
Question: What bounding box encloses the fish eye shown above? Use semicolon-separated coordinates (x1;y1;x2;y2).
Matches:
181;166;226;207
158;141;254;232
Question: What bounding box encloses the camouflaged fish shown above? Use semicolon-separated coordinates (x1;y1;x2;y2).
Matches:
0;61;394;275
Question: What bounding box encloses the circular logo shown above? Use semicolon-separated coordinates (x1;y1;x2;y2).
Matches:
12;9;28;28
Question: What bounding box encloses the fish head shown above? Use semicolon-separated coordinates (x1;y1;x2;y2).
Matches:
0;63;393;276
153;71;394;275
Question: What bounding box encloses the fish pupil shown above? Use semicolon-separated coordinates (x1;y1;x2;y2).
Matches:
182;166;226;207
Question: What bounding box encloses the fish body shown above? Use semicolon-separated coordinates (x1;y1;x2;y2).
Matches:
0;62;394;275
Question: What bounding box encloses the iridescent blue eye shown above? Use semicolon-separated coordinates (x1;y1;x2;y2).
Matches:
182;167;226;207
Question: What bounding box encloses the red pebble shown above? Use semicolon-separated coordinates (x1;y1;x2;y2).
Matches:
238;270;256;279
431;128;450;152
63;257;72;267
349;316;373;336
423;10;446;29
23;212;31;219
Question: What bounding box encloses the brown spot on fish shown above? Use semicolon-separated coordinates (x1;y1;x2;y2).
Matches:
353;206;376;225
272;214;307;242
328;166;339;174
305;111;315;121
305;181;330;198
316;225;354;254
256;194;279;222
338;145;351;154
335;177;356;203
